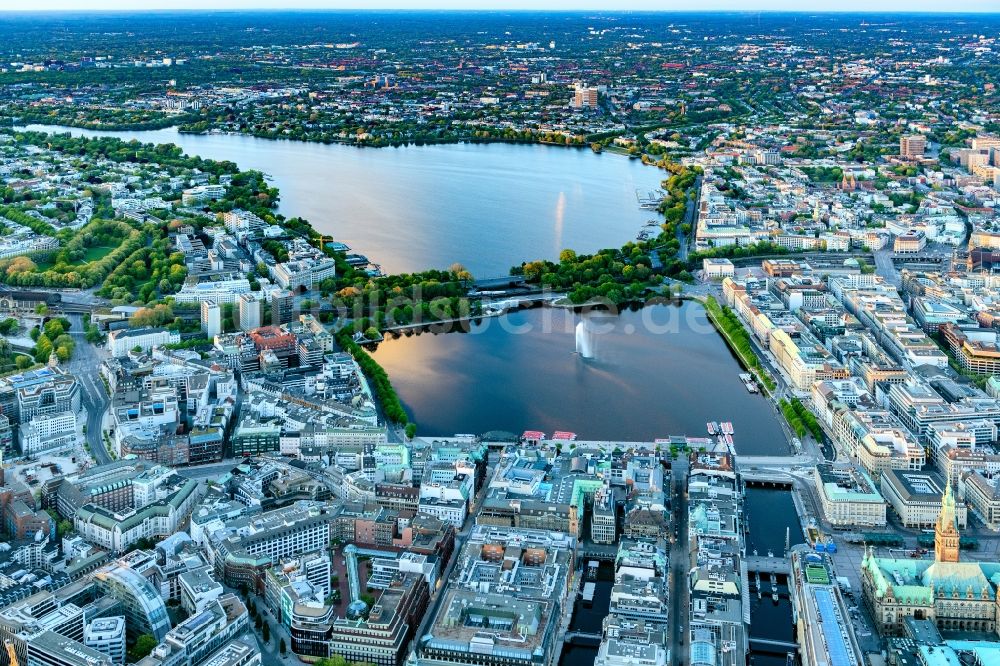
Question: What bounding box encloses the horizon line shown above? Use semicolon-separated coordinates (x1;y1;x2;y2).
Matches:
1;7;999;14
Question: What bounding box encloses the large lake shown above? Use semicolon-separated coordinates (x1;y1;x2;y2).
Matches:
23;125;663;277
24;124;789;455
369;302;789;455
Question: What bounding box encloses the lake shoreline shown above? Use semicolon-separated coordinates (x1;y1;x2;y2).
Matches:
18;123;665;276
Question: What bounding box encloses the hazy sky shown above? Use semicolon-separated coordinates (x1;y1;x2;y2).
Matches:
0;0;996;11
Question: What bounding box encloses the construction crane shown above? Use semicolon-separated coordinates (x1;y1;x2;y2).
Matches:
5;639;19;666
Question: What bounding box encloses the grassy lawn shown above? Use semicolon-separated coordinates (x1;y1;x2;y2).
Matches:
28;245;116;272
82;245;115;262
33;256;56;271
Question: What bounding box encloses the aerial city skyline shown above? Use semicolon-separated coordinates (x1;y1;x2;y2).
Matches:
0;9;997;666
1;1;999;12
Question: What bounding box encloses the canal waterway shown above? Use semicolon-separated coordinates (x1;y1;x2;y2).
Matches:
369;302;790;453
745;487;806;666
559;560;613;666
22;124;663;277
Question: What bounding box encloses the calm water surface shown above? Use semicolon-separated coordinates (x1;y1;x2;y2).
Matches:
23;124;663;277
23;125;791;455
370;302;789;453
745;488;803;662
745;487;805;556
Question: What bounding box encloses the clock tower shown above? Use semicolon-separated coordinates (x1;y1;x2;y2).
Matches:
935;483;960;563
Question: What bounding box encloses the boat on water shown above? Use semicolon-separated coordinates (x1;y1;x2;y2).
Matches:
707;422;716;435
721;422;733;435
724;434;733;446
738;373;759;393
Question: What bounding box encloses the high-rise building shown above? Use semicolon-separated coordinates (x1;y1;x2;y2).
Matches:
900;134;927;158
238;293;262;332
574;83;599;109
271;290;295;326
201;301;222;339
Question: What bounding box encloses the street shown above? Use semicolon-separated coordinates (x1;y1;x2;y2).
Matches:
668;456;690;665
873;249;902;288
66;315;112;465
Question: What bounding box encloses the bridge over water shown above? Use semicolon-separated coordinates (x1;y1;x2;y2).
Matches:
472;275;529;290
745;555;792;575
749;637;799;653
737;454;816;467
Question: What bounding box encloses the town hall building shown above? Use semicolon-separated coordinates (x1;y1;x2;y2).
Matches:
862;484;1000;636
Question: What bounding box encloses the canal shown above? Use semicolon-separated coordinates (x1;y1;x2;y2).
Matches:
370;302;790;454
21;124;663;277
559;560;613;666
745;487;806;666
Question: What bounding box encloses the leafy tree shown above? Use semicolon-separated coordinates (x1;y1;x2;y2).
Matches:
129;634;158;662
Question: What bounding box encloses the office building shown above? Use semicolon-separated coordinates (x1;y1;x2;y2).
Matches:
574;83;599;109
136;596;248;666
27;631;111;666
178;567;224;615
293;572;428;666
593;617;667;666
702;258;735;279
412;526;574;666
900;134;927;158
271;290;294;326
83;618;126;666
208;502;337;589
193;640;259;666
201;301;221;339
107;328;181;357
790;552;863;666
93;564;171;641
814;464;887;528
940;324;1000;376
591;486;616;544
173;278;251;306
880;470;967;529
961;472;1000;529
18;411;77;456
237;294;262;332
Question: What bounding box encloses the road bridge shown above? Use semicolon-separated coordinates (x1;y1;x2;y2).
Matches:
564;632;602;645
749;638;798;653
744;555;791;575
472;275;529;290
737;454;817;467
741;472;795;488
579;545;617;562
